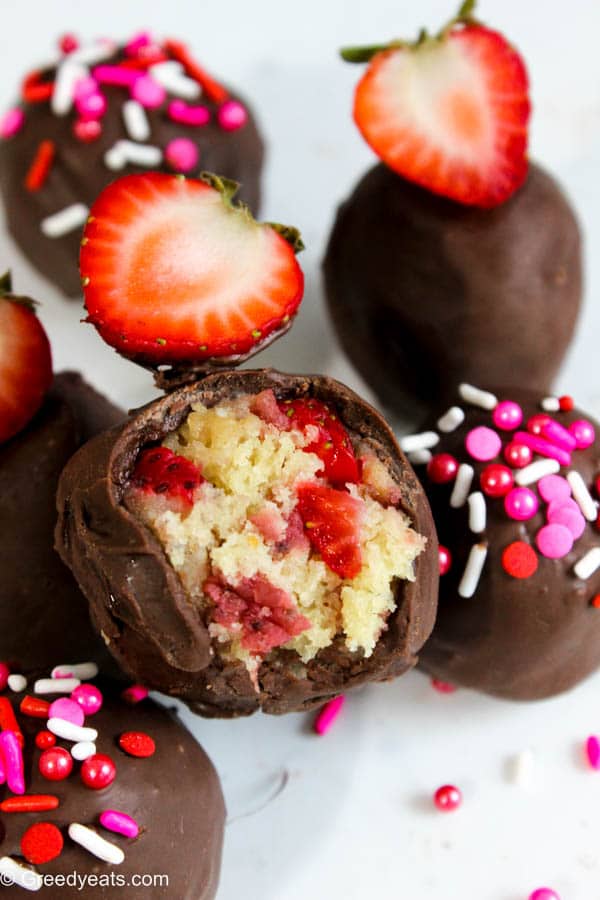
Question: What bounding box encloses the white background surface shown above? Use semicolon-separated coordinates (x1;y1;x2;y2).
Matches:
1;2;600;898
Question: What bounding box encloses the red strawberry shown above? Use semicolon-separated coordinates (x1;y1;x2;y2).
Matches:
130;446;204;505
81;173;304;366
296;483;364;579
343;8;530;207
280;397;360;484
0;275;52;444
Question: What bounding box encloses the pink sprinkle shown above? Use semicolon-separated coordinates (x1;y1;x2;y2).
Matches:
168;100;211;127
570;419;596;450
529;890;560;900
121;685;148;705
93;65;140;87
504;487;539;521
0;753;5;785
71;684;103;716
586;735;600;769
73;119;102;142
536;523;573;559
465;426;502;462
48;697;84;727
0;730;25;794
74;76;99;100
75;91;107;121
538;475;571;503
514;432;571;467
431;679;456;694
99;808;140;839
492;400;523;431
0;662;10;691
217;99;248;131
125;31;152;56
547;497;580;519
314;695;345;735
541;419;576;451
131;75;166;108
59;34;79;55
165;137;199;173
0;107;25;139
548;505;585;539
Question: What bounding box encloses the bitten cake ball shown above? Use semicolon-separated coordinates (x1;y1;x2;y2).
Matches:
414;384;600;700
0;31;264;297
0;669;224;898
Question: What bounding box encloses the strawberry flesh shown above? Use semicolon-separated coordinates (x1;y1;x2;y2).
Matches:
130;446;204;506
296;483;364;579
280;397;361;484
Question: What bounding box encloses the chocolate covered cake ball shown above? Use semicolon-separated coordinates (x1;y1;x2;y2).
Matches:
55;172;438;717
0;31;264;297
413;383;600;700
323;5;582;422
0;670;224;897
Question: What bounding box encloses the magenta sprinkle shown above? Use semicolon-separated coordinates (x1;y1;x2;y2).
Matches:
529;890;560;900
0;753;5;785
536;523;573;559
74;76;99;100
548;505;585;539
71;684;103;716
540;419;576;452
586;735;600;770
93;65;140;87
75;91;107;121
1;108;25;139
504;487;539;521
217;99;248;131
165;137;199;173
538;475;571;504
0;730;25;795
0;662;9;691
131;75;166;108
168;100;211;127
465;426;502;462
492;400;522;431
514;432;571;467
99;808;140;839
125;31;152;56
121;685;148;705
314;695;345;735
48;697;85;727
569;419;596;450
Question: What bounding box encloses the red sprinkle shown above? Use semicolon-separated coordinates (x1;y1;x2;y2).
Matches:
434;784;462;812
431;679;456;694
591;595;600;609
81;753;116;790
164;39;229;103
427;453;458;484
502;541;538;579
0;794;59;813
35;730;57;750
22;69;54;104
121;684;149;705
24;140;56;191
20;695;50;719
73;118;102;143
559;395;574;412
59;33;79;54
119;731;156;758
39;747;73;782
0;697;24;747
21;822;64;865
438;545;452;576
0;661;9;691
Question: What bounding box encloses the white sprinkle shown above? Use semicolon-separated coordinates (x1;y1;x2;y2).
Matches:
41;204;89;239
71;741;97;761
450;463;474;508
437;406;465;433
149;61;201;99
122;100;150;142
458;542;488;598
34;677;80;694
407;448;432;466
509;749;535;787
400;431;439;453
515;458;560;486
458;383;498;410
48;718;98;743
104;140;162;170
541;397;560;412
567;471;597;522
68;824;125;865
574;547;600;581
51;60;88;116
69;39;117;66
51;662;99;681
104;145;125;171
0;857;42;891
7;674;27;692
467;492;486;534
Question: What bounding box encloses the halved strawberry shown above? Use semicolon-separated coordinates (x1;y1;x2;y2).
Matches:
130;446;204;505
296;483;364;579
280;397;361;484
344;8;530;207
81;173;304;367
0;274;52;444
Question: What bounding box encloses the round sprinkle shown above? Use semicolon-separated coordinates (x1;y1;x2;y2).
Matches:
465;426;501;462
427;453;458;484
131;74;166;108
504;487;539;521
99;809;140;839
217;99;248;131
592;594;600;608
438;545;452;576
547;497;580;519
59;33;79;54
586;735;600;769
118;731;156;758
121;685;148;705
547;505;585;539
502;542;538;579
7;674;26;692
75;90;107;121
165;137;199;173
536;523;573;559
480;463;513;498
503;441;533;469
48;697;85;727
431;679;456;694
73;118;102;142
39;747;73;781
559;395;574;412
492;400;523;431
538;475;571;503
21;822;63;865
0;108;25;139
71;684;103;716
433;784;462;812
81;753;116;790
527;414;551;436
529;890;560;900
0;661;9;691
35;730;56;750
569;419;596;449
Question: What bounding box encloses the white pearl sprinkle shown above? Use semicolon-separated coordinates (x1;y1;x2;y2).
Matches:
68;824;125;865
458;383;498;410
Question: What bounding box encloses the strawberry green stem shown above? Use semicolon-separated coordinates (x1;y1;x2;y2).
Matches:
0;271;12;297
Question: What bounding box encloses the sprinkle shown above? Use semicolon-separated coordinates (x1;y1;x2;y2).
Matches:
586;735;600;769
559;395;574;412
22;69;54;104
7;673;27;692
0;698;24;745
73;119;102;142
34;677;80;694
431;678;455;693
75;90;107;121
407;448;432;466
71;741;97;761
68;824;124;865
566;471;597;521
125;31;152;56
465;426;501;462
48;697;84;727
458;383;498;410
513;432;571;467
399;431;439;453
427;453;458;484
165;137;199;173
20;696;50;718
438;545;452;575
69;39;117;67
536;523;573;559
0;107;25;138
314;695;345;735
51;60;88;115
168;99;210;127
592;594;600;608
80;753;116;790
504;441;533;469
164;39;229;103
527;414;550;436
467;492;486;534
122;99;150;141
480;463;513;498
104;140;162;170
35;731;56;750
149;61;201;99
508;748;535;786
21;822;63;865
541;419;576;451
93;64;140;87
537;473;571;501
100;809;140;839
574;547;600;580
38;747;73;781
52;662;98;681
458;542;488;598
0;661;9;690
0;856;42;891
217;99;249;131
118;731;156;758
569;419;596;450
48;718;98;743
450;463;474;508
59;33;79;54
548;505;585;539
502;541;538;579
0;795;59;813
433;784;462;812
71;683;103;715
541;397;560;412
514;459;560;487
0;730;25;794
529;890;560;900
24;140;56;192
492;400;523;431
40;205;88;239
121;685;148;704
0;754;5;785
436;406;464;433
130;74;166;108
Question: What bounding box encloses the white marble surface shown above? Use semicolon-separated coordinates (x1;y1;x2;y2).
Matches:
1;2;599;898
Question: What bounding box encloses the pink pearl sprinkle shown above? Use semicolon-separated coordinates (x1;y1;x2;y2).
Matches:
548;505;585;539
586;735;600;770
165;137;199;173
538;475;571;504
121;685;148;705
465;426;502;462
0;107;25;139
541;419;576;451
93;65;140;87
529;890;560;900
100;809;140;839
504;487;539;521
217;99;248;131
75;91;107;121
0;662;10;691
536;523;573;559
48;697;85;727
570;419;596;450
493;400;523;431
168;100;211;127
71;684;103;716
514;432;571;467
314;695;345;735
131;75;166;109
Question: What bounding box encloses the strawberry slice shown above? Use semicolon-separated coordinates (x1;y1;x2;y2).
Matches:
280;397;360;485
0;275;52;444
296;483;364;579
130;446;204;505
81;173;304;366
344;14;530;207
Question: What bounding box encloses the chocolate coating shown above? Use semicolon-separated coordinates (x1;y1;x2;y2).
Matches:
0;372;123;674
1;683;225;898
418;388;600;700
0;43;264;298
323;162;582;422
56;369;438;717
